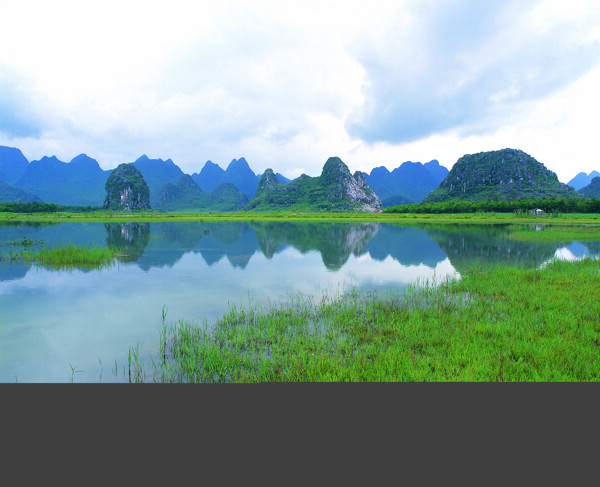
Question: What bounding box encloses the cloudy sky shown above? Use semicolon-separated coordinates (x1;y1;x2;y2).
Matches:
1;0;599;182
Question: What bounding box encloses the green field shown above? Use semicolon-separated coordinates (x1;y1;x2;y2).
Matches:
2;209;600;225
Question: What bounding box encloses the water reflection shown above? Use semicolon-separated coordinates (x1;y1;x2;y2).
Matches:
251;221;380;270
2;221;600;280
105;223;150;263
421;224;564;273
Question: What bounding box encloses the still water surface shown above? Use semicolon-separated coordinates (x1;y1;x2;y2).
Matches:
1;220;598;382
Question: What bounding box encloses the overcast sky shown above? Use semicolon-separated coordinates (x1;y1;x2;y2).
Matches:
1;0;599;182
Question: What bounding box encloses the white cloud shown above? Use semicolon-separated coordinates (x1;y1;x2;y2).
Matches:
0;0;599;182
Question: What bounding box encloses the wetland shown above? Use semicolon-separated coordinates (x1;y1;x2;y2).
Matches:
1;217;599;382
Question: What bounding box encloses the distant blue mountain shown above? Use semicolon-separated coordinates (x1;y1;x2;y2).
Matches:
423;159;449;182
568;171;600;191
275;173;291;184
0;180;42;203
0;146;29;185
191;160;226;193
225;157;259;198
13;154;110;206
365;159;449;203
131;155;186;205
192;158;291;199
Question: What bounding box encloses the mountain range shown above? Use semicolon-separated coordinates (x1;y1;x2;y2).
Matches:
365;159;449;204
0;145;449;209
155;175;249;212
191;157;290;198
0;147;296;208
1;144;598;212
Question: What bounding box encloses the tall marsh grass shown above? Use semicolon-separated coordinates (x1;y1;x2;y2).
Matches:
143;258;600;382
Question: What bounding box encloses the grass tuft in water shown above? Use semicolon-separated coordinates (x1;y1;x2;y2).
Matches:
24;243;117;270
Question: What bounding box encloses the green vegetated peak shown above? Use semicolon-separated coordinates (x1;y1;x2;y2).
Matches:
423;148;579;203
578;177;600;198
155;175;248;212
247;157;382;212
104;163;151;211
257;168;281;191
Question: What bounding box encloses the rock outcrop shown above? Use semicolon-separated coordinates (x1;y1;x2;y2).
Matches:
104;163;150;210
423;148;579;203
247;157;382;212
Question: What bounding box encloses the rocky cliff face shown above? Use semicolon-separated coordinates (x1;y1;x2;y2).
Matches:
256;169;280;192
248;157;382;212
349;170;382;212
423;148;578;203
318;158;381;211
104;163;150;210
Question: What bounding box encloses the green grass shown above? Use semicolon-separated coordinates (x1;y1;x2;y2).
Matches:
144;257;600;382
1;210;600;225
507;224;600;241
23;244;117;270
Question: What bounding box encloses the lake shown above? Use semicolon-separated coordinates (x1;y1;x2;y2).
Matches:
1;220;598;382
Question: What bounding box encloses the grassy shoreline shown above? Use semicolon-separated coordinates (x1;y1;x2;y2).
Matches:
1;210;600;225
141;257;600;382
507;225;600;241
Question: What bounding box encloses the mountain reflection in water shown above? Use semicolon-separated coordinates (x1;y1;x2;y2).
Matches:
2;221;600;281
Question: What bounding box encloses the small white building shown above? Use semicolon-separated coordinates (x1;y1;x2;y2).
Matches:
534;208;546;216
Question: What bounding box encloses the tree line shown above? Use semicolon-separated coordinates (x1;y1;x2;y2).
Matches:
384;197;600;214
0;202;100;213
